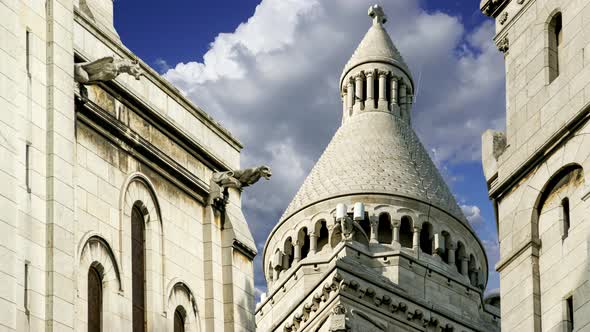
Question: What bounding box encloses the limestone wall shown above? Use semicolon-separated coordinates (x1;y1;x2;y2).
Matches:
0;1;256;331
483;0;590;330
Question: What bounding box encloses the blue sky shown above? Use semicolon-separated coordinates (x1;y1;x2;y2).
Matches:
115;0;504;298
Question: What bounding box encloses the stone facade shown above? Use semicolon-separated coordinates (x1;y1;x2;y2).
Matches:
0;0;257;331
256;6;500;332
481;0;590;331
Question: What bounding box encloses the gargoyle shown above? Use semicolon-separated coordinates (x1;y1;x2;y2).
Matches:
75;56;142;84
209;165;272;207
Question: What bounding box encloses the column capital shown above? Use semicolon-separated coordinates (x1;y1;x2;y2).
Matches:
364;70;375;78
377;70;388;78
309;232;318;238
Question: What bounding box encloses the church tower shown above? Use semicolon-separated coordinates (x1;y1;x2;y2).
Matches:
256;5;500;331
481;0;590;331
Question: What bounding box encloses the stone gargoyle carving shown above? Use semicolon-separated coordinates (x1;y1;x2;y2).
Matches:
209;165;272;207
75;56;142;84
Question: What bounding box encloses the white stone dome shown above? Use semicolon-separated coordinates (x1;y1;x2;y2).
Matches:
280;110;469;227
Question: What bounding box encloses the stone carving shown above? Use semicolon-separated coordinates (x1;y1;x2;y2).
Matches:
75;56;142;84
499;12;508;25
329;304;347;332
209;165;272;206
497;37;509;53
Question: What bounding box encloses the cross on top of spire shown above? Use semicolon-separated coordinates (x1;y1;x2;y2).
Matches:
368;4;387;25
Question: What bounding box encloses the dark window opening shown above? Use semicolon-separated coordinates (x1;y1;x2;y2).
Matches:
88;266;102;332
549;12;562;83
317;220;329;252
300;228;310;260
399;216;413;248
377;213;392;244
562;197;570;239
131;206;146;332
174;306;186;332
420;223;433;255
566;296;574;332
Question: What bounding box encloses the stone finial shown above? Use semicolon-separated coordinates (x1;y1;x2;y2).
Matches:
368;5;387;25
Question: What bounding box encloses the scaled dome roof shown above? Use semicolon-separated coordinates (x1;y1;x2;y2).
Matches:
280;111;469;227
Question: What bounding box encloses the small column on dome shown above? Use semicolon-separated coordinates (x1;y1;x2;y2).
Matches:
448;243;456;265
341;88;348;124
353;72;365;113
347;78;355;117
309;232;318;255
378;70;388;110
366;70;375;110
293;241;301;264
412;226;420;252
390;77;399;114
461;257;469;276
399;82;407;120
391;219;400;245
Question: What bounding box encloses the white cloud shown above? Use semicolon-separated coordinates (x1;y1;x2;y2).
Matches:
163;0;505;296
461;204;485;226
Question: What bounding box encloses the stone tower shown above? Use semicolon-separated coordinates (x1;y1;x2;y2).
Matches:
256;5;500;331
481;0;590;331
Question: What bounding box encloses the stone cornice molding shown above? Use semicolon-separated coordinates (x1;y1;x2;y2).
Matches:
480;0;510;18
75;93;209;203
73;9;243;151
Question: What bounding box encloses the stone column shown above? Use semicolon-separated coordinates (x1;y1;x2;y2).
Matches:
366;70;375;109
390;77;398;111
273;268;279;282
347;78;354;115
447;244;456;265
392;222;400;244
412;226;420;251
354;72;365;112
294;241;302;264
310;232;318;255
461;257;469;276
378;70;388;109
369;218;378;244
341;89;347;123
399;82;407;119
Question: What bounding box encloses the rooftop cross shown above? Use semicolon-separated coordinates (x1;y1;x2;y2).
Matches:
368;4;387;25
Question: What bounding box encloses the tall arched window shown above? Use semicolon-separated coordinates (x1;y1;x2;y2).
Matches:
377;213;392;244
284;237;294;269
548;12;562;83
174;306;186;332
88;266;102;332
132;206;146;332
399;216;413;248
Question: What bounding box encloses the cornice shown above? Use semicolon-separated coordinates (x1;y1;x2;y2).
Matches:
76;95;209;203
73;9;243;151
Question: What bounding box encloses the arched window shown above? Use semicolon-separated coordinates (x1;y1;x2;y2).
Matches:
548;12;562;83
317;220;329;252
562;197;570;239
284;237;294;269
173;306;186;332
88;266;102;332
358;217;371;240
299;228;310;260
399;216;413;248
131;206;146;332
420;222;433;255
377;213;392;244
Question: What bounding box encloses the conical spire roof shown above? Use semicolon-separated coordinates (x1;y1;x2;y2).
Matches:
340;5;412;86
281;5;468;227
